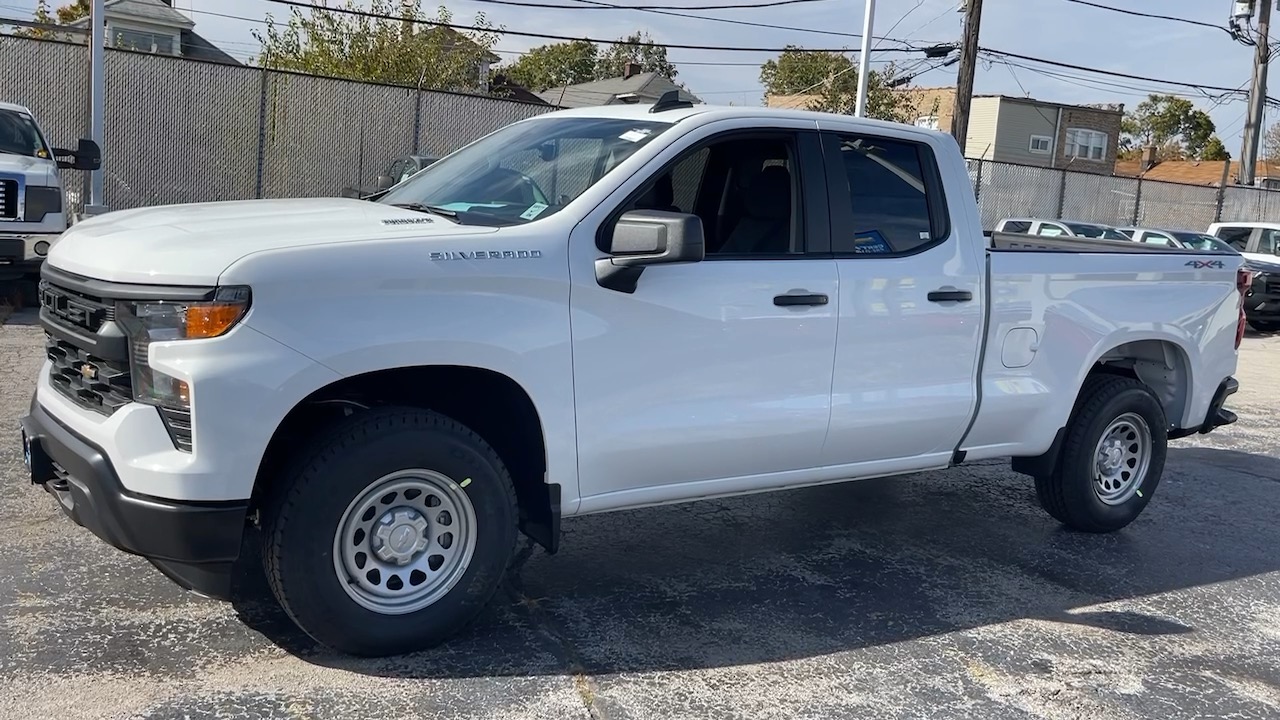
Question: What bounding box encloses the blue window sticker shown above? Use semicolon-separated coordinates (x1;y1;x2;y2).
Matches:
851;231;891;254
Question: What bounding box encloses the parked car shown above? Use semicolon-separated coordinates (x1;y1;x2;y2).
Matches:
22;96;1247;657
995;217;1132;240
0;101;100;280
1119;227;1239;253
1205;221;1280;332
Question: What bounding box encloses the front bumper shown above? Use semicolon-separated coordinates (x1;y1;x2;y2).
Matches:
0;234;47;276
1245;273;1280;319
19;395;248;599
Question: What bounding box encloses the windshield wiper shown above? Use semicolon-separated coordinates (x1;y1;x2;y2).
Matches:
390;202;461;223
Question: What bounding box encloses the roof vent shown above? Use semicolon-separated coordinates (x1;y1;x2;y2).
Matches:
650;89;694;113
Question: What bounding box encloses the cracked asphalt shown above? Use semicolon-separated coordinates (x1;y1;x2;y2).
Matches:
2;306;1279;719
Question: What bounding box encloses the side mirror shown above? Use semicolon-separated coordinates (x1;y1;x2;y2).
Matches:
53;138;101;171
595;210;704;293
375;174;395;191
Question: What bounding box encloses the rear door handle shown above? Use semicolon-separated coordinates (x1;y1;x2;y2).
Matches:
774;293;829;307
927;288;973;303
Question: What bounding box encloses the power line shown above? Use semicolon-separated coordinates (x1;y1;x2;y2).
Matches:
979;47;1279;101
471;0;839;10
563;0;919;45
261;0;930;53
1058;0;1233;36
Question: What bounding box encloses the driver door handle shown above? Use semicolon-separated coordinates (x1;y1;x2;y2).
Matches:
774;292;829;307
927;288;973;303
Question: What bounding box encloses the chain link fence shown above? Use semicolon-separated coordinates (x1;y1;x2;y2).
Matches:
970;156;1280;232
0;36;551;214
7;34;1280;232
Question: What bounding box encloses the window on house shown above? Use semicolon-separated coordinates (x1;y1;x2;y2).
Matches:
1065;128;1107;160
1029;135;1052;154
114;28;176;54
914;116;940;131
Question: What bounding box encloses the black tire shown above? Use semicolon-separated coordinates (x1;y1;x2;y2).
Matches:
1247;319;1280;332
261;407;518;656
1034;374;1168;533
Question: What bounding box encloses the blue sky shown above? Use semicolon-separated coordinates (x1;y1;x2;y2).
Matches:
2;0;1267;151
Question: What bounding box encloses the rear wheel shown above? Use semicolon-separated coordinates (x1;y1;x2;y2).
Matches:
1035;374;1167;533
261;407;518;656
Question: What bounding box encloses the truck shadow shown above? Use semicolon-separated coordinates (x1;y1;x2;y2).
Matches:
231;446;1279;678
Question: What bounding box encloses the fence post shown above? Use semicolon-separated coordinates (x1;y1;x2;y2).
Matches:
1131;177;1142;226
973;158;983;203
412;88;423;155
254;66;269;199
1056;169;1067;218
1214;160;1231;223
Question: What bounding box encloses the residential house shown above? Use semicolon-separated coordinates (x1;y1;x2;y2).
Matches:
1114;152;1280;189
537;63;701;108
65;0;239;64
896;87;1124;174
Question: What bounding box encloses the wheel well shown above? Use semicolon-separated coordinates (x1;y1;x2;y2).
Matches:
1092;339;1191;428
252;366;558;553
1012;339;1190;479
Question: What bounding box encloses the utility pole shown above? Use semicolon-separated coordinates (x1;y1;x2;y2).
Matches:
854;0;876;117
950;0;983;148
1240;0;1272;186
87;0;105;214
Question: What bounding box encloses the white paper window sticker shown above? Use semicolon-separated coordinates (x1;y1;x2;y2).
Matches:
619;128;652;142
520;202;550;221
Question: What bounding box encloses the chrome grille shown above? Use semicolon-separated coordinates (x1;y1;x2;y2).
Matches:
46;336;132;415
39;281;115;335
0;179;15;219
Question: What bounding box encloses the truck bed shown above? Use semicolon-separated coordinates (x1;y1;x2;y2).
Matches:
986;231;1235;255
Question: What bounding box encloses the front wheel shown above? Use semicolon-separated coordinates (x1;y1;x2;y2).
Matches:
261;407;518;656
1247;319;1280;332
1035;374;1168;533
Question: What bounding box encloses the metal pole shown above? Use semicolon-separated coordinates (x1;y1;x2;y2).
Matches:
1240;0;1271;186
87;0;105;213
950;0;984;144
853;0;875;117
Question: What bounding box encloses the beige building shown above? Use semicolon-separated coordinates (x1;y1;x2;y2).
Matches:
898;87;1124;174
767;87;1124;174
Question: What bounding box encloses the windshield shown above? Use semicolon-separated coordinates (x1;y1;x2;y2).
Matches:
378;116;674;227
1172;231;1238;253
0;109;50;159
1065;222;1129;240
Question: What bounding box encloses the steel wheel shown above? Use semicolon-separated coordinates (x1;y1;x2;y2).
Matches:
333;469;478;615
1091;412;1151;506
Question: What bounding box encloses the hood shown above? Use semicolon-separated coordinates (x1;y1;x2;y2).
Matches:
46;197;499;285
1244;256;1280;274
0;153;55;183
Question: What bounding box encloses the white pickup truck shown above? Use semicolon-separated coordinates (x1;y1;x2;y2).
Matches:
0;102;100;279
21;95;1247;657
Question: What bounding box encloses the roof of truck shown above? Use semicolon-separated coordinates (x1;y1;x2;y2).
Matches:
534;101;947;138
0;102;34;115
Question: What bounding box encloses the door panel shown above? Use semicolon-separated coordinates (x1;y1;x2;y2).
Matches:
569;126;839;501
818;129;985;466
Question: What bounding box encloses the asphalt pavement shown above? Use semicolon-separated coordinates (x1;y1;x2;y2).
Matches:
2;306;1278;720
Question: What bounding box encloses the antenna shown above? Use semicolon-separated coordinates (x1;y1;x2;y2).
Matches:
650;90;694;113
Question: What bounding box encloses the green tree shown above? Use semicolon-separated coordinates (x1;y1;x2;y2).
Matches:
1262;122;1280;162
759;46;912;122
253;1;502;91
503;39;599;93
1201;135;1230;161
12;0;86;38
1120;94;1219;160
596;31;677;81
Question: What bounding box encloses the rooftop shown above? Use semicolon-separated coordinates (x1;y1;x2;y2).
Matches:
538;72;702;109
1114;158;1280;186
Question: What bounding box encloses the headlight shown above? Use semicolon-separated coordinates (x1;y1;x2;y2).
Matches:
116;286;251;408
24;186;62;222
